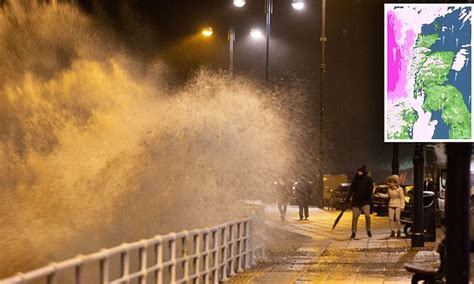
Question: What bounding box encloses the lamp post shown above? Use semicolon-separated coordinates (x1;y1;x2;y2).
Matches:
228;26;235;76
264;0;273;83
392;143;399;175
445;143;471;283
319;0;327;207
412;143;424;247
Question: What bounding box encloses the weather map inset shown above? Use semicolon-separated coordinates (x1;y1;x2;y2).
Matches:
385;4;473;142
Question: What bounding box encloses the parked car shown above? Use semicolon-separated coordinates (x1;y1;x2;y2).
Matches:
372;184;389;216
323;174;349;209
372;184;413;216
332;183;351;210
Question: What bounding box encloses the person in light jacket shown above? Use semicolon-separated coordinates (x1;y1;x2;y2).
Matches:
376;175;405;238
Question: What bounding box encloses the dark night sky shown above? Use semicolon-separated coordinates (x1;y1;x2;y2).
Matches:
75;0;430;182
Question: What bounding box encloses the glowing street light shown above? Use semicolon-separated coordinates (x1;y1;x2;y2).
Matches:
233;0;246;7
201;27;213;37
291;0;305;10
250;28;263;40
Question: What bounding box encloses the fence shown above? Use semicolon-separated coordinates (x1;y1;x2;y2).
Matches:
0;216;264;284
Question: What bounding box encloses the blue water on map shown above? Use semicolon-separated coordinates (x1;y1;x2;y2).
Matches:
431;110;449;139
421;7;471;139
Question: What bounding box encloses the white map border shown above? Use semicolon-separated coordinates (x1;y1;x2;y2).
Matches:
384;3;474;143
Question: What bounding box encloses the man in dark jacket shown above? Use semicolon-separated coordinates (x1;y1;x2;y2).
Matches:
296;176;312;220
348;165;373;238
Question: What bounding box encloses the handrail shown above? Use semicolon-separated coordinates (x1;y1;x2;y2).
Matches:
0;216;264;284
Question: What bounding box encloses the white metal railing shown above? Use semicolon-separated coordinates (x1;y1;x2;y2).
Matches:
0;216;264;284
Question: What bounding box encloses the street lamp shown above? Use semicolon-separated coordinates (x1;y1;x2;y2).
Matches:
233;0;246;7
201;27;213;37
250;28;264;39
291;0;305;10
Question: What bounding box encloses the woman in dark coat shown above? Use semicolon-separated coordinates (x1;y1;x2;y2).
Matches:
349;165;373;238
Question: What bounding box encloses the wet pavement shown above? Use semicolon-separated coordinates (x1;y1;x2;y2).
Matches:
229;206;445;283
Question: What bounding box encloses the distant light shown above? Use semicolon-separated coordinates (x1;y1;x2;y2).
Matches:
201;27;213;37
233;0;246;7
250;28;263;39
291;0;305;10
292;3;305;10
291;1;304;10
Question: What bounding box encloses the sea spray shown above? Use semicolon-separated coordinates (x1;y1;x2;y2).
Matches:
0;1;314;277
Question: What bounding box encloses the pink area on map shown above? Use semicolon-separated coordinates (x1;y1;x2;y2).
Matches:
387;12;400;92
387;11;415;100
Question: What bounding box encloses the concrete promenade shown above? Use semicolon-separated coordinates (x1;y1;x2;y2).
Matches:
230;206;446;283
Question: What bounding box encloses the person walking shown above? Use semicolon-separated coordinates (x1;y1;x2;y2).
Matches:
275;179;291;221
375;174;405;238
348;165;373;238
296;177;312;220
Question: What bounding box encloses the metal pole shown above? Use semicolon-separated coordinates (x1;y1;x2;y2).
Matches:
392;143;399;175
264;0;272;83
412;143;424;247
319;0;327;207
228;26;235;76
446;143;471;283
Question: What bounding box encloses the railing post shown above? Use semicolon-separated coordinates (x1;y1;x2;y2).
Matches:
237;222;243;272
229;223;235;276
99;250;110;284
220;227;228;282
202;231;210;284
155;239;163;284
75;258;83;284
47;263;57;284
211;230;218;284
170;236;177;283
120;246;130;283
46;273;56;284
244;220;251;269
182;233;189;282
46;274;56;284
194;233;200;282
139;241;147;284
